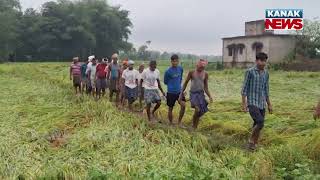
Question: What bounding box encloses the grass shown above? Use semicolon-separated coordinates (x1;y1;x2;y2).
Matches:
0;62;320;179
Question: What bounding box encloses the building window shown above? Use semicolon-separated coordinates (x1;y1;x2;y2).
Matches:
239;48;243;55
227;44;236;56
228;48;232;56
237;43;245;55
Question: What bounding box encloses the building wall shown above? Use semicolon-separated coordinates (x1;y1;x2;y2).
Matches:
245;20;274;36
268;36;296;63
222;36;270;64
245;20;265;36
222;35;296;67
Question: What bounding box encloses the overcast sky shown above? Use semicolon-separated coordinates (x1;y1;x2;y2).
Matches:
21;0;319;55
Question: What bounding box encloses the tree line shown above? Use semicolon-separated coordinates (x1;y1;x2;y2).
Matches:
0;0;220;62
122;44;222;62
0;0;132;62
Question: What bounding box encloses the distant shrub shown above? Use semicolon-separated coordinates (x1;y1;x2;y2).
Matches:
216;62;224;70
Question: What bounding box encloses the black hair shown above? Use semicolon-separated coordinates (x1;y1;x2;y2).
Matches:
171;54;179;61
149;60;157;66
256;52;268;61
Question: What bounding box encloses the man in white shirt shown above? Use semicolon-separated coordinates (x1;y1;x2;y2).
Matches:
121;60;139;111
85;55;95;93
140;60;166;122
86;58;97;97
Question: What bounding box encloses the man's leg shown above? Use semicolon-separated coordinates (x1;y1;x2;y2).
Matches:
152;100;161;122
115;91;120;106
93;88;96;97
192;106;200;129
248;106;265;149
139;97;143;110
167;93;175;125
178;100;186;125
81;81;85;94
139;88;144;111
78;85;82;94
128;101;132;111
96;80;101;99
146;103;152;121
102;88;105;97
121;88;126;107
87;80;92;95
168;107;174;125
109;90;114;102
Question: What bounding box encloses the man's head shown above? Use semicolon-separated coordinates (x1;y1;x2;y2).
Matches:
128;60;134;70
73;57;79;63
171;54;179;67
88;55;95;63
139;64;145;73
256;52;268;70
196;59;208;72
122;60;128;69
149;60;157;71
102;58;107;64
112;53;118;63
92;58;97;65
107;58;112;63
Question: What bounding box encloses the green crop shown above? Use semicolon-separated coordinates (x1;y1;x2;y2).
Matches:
0;63;319;179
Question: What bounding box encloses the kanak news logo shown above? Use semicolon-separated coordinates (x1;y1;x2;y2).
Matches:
265;9;303;30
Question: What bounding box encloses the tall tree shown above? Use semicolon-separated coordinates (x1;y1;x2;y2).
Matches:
295;19;320;58
0;0;21;61
13;0;132;61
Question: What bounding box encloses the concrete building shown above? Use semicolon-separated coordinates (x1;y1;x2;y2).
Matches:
222;20;296;68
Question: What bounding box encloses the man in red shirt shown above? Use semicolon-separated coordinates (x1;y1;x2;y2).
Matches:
96;59;108;99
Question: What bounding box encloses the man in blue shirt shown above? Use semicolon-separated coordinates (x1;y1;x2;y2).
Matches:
164;54;186;126
241;52;273;151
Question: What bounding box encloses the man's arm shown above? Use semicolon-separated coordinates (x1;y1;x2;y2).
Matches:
121;71;126;86
180;68;184;83
265;72;272;114
140;79;144;89
117;69;121;84
88;70;91;81
241;70;250;112
204;72;213;102
179;71;192;100
164;70;169;85
140;70;145;90
157;79;165;96
107;66;111;80
95;65;99;80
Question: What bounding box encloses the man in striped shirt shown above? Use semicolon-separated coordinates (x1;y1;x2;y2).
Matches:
241;52;273;151
70;57;82;95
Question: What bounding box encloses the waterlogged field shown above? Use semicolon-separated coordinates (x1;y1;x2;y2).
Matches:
0;63;320;179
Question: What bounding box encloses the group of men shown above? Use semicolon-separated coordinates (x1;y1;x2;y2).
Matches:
70;52;320;151
70;54;213;129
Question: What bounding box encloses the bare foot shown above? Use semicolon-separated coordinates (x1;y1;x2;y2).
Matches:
247;142;257;152
178;123;186;129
